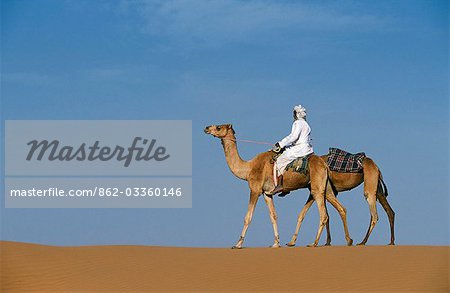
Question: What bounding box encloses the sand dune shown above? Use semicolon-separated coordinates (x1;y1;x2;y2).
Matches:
1;241;448;292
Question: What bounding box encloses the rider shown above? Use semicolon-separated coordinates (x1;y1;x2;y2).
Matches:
267;105;314;195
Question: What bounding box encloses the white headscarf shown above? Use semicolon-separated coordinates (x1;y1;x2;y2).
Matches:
293;105;307;120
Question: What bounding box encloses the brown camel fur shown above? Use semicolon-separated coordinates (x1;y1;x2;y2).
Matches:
204;124;353;248
287;155;395;246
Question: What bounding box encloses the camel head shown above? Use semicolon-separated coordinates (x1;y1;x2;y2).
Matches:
204;124;235;138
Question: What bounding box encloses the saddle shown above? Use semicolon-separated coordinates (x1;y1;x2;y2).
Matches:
270;151;312;175
285;153;312;175
327;147;365;173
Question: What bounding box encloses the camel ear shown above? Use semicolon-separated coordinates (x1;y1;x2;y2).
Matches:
226;124;235;134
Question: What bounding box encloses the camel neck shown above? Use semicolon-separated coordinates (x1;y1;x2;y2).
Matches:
221;135;250;180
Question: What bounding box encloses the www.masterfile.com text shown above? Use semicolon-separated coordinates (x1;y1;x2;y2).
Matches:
9;187;184;197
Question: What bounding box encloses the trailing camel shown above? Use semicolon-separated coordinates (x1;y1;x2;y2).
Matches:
287;154;395;246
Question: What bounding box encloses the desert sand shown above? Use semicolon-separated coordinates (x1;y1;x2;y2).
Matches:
1;241;448;292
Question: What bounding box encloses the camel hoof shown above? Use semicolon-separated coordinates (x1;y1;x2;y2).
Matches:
324;243;332;246
286;242;296;247
231;245;242;249
356;242;366;246
387;242;395;246
306;243;318;247
270;244;281;248
347;239;354;246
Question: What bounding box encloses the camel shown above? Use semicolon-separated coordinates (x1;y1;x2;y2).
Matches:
204;124;353;249
286;155;395;246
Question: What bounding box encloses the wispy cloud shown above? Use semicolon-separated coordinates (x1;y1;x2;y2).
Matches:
83;68;127;81
118;0;389;46
2;72;60;87
3;67;145;88
80;65;165;85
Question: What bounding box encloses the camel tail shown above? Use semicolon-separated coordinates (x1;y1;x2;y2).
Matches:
323;160;338;195
378;172;389;197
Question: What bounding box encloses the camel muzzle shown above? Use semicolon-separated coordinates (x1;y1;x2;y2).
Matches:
204;126;212;134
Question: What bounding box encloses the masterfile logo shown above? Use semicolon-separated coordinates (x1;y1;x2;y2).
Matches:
26;137;170;167
5;120;191;176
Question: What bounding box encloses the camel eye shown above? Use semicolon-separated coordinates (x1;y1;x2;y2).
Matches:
216;126;221;130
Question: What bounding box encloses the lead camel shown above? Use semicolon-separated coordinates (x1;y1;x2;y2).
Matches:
204;124;353;249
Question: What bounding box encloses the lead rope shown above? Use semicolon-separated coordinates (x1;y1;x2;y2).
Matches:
222;138;274;146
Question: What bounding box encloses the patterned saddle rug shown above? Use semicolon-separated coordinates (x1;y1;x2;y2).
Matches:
327;148;365;173
284;153;312;175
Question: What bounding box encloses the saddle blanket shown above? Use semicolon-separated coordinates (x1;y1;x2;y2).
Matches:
284;153;312;174
327;148;365;173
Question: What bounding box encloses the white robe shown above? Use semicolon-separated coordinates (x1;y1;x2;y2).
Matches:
275;118;314;175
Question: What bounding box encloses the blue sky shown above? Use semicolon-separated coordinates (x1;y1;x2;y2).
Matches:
1;0;448;247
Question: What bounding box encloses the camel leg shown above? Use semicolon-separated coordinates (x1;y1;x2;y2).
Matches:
232;192;259;249
324;185;334;246
377;194;395;245
324;216;331;246
263;194;281;248
286;194;314;247
307;192;328;247
357;192;378;245
304;157;329;247
326;192;353;246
